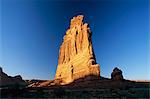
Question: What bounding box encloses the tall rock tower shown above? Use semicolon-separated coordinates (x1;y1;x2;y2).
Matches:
55;15;100;84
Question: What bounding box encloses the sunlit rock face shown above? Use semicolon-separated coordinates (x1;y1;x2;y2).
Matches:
55;15;100;84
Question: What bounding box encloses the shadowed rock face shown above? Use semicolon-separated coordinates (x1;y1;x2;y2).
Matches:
0;67;26;87
111;67;124;80
55;15;100;84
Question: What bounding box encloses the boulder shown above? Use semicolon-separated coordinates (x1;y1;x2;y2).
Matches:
111;67;124;80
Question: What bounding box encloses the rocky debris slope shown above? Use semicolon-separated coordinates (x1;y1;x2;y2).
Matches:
0;67;26;87
26;79;52;87
55;15;100;84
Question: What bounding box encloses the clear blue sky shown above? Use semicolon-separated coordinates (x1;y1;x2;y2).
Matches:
0;0;149;80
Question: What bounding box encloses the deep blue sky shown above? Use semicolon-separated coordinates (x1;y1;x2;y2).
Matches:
1;0;149;80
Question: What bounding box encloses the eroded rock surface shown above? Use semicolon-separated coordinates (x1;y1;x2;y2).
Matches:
55;15;100;84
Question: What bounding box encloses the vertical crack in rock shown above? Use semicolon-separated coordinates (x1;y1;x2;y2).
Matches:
55;15;100;84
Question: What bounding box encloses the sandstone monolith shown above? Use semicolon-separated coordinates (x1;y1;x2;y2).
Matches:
55;15;100;84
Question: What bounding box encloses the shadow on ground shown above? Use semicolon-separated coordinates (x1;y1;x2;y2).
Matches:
1;75;150;98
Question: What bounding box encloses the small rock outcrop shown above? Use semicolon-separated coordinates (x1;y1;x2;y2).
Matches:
0;67;26;87
55;15;100;84
111;67;124;80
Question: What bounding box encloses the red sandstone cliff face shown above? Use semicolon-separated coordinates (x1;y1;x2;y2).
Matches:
55;15;100;84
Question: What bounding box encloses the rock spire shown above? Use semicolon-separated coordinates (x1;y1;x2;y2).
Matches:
55;15;100;84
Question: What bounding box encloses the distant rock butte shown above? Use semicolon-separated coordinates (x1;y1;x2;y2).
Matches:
0;67;26;86
55;15;100;84
111;67;124;80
